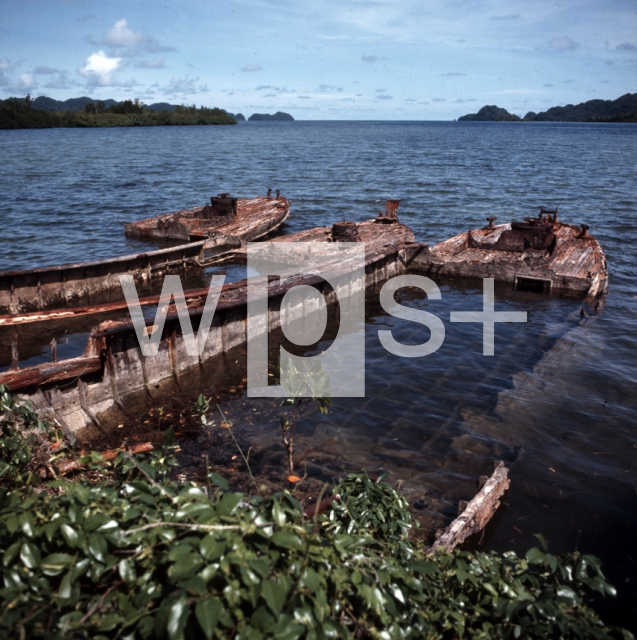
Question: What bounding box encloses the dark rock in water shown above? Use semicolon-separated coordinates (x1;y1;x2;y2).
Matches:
248;111;294;121
458;105;521;121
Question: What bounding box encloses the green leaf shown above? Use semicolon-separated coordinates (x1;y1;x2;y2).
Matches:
19;542;40;569
215;492;243;516
261;580;287;615
407;560;438;576
118;558;136;584
88;533;107;562
533;533;548;551
3;541;21;567
41;553;74;576
167;597;189;640
60;523;79;548
272;501;286;527
271;531;302;548
195;597;221;640
200;535;226;561
59;571;73;600
164;426;176;446
168;553;203;582
208;472;229;491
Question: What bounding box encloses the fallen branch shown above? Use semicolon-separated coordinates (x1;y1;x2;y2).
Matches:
428;461;510;554
55;442;154;475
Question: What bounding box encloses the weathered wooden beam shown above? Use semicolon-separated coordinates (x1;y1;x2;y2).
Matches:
428;461;510;553
0;355;102;391
0;286;214;327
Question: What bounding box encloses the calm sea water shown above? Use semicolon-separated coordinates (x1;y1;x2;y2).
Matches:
1;121;636;627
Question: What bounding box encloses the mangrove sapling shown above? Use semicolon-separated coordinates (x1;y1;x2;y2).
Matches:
275;359;332;477
193;394;258;491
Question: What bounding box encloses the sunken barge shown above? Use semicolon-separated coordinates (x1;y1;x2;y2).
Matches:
412;208;607;298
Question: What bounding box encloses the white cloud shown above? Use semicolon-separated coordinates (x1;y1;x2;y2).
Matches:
160;76;209;95
441;72;466;76
0;58;11;71
241;63;262;72
376;94;393;100
361;55;378;63
549;36;579;52
11;73;37;92
103;19;144;47
137;55;165;69
77;50;122;86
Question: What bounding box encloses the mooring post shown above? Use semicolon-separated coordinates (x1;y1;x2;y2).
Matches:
50;337;58;363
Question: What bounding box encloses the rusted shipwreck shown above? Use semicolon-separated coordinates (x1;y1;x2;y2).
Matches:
412;208;607;298
0;206;422;439
124;192;290;242
0;193;290;316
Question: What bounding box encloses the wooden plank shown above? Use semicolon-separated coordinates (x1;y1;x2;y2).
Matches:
0;355;102;390
428;461;510;553
0;286;213;327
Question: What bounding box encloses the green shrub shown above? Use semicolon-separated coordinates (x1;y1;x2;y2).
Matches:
0;387;631;639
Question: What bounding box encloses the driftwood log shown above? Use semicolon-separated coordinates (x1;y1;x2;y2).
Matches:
55;442;154;475
428;461;510;553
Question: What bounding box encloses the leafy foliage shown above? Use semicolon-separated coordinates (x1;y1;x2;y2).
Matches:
0;385;48;487
0;387;631;639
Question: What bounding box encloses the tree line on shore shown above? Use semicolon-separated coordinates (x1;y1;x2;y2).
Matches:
0;95;237;129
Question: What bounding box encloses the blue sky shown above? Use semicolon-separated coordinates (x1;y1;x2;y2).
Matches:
0;0;635;120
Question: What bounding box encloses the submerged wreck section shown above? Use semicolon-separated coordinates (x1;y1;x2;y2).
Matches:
412;208;608;297
0;215;423;440
0;194;290;316
124;193;290;242
0;236;236;316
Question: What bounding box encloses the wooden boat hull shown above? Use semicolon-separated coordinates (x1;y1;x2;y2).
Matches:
124;195;290;242
411;217;608;298
0;197;289;316
0;217;423;440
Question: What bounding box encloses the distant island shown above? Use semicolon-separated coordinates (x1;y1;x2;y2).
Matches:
248;112;294;122
0;95;238;129
458;105;521;121
459;93;637;123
